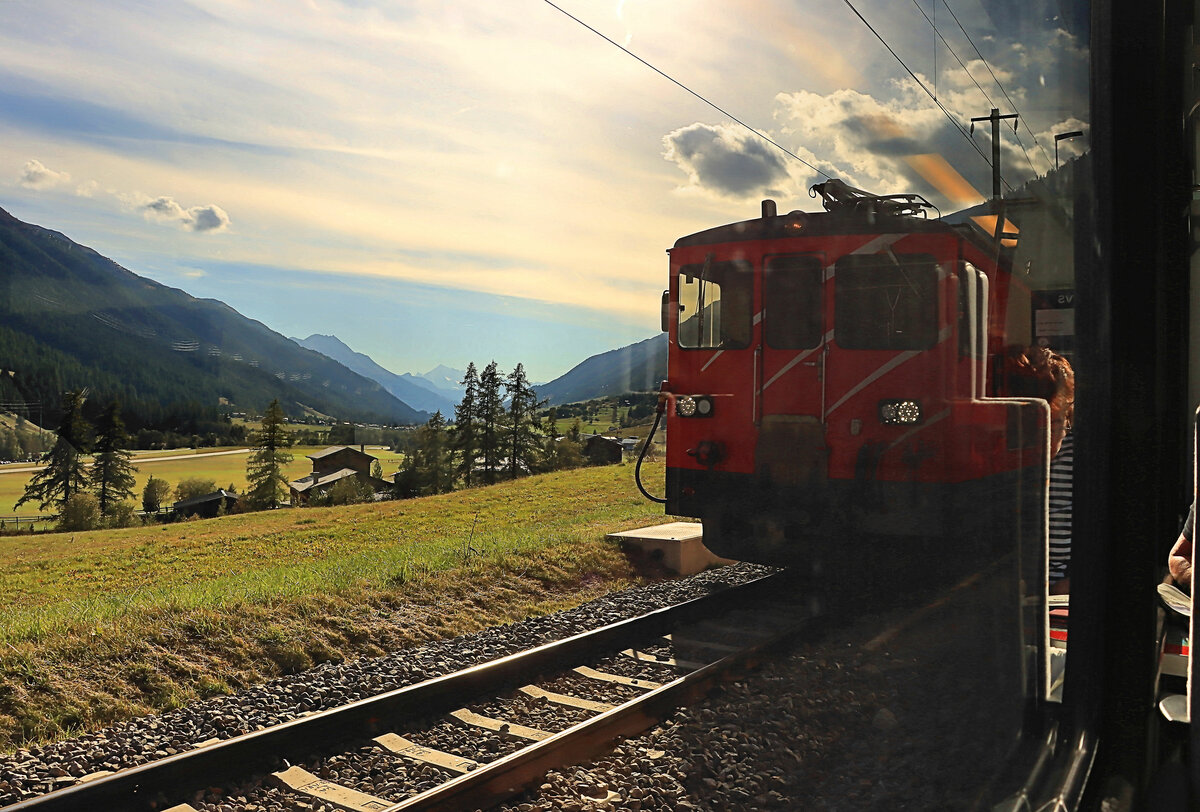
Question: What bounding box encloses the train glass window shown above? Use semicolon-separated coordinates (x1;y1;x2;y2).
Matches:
764;254;823;349
677;260;752;349
833;253;938;350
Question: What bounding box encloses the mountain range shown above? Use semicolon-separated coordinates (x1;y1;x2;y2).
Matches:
533;335;666;405
0;206;425;427
291;334;460;416
0;205;665;431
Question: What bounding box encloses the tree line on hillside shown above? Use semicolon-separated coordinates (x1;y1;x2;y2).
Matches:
0;354;411;460
393;361;649;498
5;369;659;533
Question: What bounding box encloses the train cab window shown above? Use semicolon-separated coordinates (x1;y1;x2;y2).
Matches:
764;254;823;349
833;253;938;350
677;259;752;349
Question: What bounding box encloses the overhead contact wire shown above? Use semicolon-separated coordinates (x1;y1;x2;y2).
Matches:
540;0;831;179
940;0;1054;169
841;0;1010;190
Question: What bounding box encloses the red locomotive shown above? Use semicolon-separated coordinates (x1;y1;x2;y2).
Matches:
658;181;1050;567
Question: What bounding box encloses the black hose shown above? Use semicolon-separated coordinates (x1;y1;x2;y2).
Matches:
635;409;668;504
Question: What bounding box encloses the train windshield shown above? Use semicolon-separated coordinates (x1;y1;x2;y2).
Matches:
833;253;939;350
677;259;752;349
764;254;824;349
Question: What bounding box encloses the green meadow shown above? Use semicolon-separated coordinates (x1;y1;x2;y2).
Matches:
0;462;680;750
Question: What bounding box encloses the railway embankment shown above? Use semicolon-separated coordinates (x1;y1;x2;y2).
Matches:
0;463;674;755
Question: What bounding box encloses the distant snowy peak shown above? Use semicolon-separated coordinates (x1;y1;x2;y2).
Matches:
292;334;457;416
420;364;466;392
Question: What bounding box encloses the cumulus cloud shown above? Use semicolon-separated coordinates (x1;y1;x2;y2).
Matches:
662;122;792;199
75;180;99;197
19;159;70;190
661;12;1090;213
139;195;231;232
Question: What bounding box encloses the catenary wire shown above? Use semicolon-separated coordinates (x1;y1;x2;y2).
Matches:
540;0;831;180
909;0;996;107
841;0;1010;190
939;0;1054;169
908;0;1040;176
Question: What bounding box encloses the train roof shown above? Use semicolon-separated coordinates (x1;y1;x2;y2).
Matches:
671;207;986;250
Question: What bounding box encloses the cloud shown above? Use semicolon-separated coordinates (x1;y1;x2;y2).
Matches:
662;122;791;199
75;179;99;197
18;158;70;189
138;195;231;232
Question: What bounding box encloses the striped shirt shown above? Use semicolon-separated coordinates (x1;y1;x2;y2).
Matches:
1048;432;1073;584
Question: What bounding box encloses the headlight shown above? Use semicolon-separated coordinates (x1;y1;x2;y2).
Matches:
879;399;922;425
676;395;714;418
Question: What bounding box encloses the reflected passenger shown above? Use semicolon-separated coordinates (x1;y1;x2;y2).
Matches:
1005;346;1075;594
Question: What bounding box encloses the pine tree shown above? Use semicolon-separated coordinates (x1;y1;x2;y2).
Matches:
476;361;505;484
244;399;294;510
451;363;479;487
504;363;545;479
414;411;453;495
15;390;92;513
91;401;137;516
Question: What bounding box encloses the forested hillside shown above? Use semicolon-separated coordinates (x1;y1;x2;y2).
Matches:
535;334;666;405
0;207;425;433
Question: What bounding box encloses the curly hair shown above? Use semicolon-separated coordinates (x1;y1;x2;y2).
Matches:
1003;344;1075;429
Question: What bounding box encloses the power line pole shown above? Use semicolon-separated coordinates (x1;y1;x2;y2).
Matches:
971;108;1018;200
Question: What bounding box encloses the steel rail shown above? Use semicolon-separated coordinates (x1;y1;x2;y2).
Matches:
386;596;812;811
3;570;792;812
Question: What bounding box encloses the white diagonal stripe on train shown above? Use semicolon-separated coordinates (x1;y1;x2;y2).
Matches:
700;311;764;373
849;233;905;255
824;326;952;417
763;329;834;391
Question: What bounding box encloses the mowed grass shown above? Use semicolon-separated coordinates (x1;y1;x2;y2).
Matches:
0;445;406;518
0;462;678;750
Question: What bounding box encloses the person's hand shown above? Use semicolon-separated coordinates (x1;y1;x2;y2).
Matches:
1169;533;1193;591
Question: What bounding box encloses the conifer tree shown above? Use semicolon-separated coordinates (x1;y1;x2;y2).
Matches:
414;410;453;495
451;362;479;487
504;363;545;479
91;401;137;516
476;361;505;484
244;399;293;509
15;390;92;513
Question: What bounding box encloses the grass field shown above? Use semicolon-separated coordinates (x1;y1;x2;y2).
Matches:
0;445;406;521
0;461;678;750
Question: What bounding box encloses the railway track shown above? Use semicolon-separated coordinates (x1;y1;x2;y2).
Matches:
4;570;811;812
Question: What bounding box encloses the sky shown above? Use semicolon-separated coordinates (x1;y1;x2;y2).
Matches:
0;0;1088;384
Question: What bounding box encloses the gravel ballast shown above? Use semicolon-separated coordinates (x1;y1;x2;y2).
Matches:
1;562;1023;810
0;564;773;807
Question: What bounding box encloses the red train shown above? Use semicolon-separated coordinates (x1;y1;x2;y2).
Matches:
659;181;1050;567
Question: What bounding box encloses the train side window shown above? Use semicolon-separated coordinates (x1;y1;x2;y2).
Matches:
834;253;938;350
764;254;823;349
678;259;752;349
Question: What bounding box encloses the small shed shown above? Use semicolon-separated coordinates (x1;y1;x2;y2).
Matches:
584;434;623;465
173;489;239;518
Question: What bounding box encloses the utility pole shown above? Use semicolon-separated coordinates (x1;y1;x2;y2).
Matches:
971;108;1019;201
